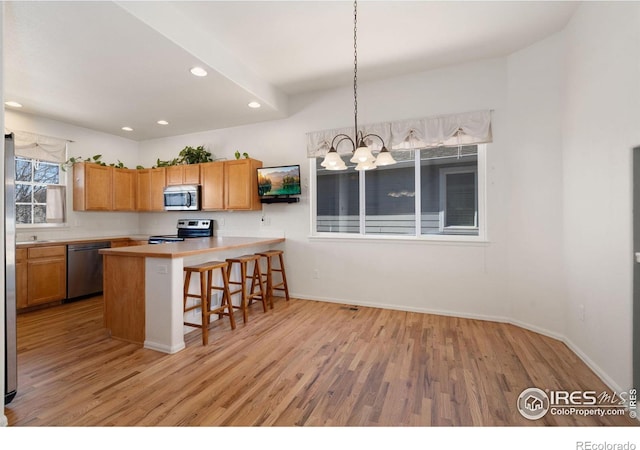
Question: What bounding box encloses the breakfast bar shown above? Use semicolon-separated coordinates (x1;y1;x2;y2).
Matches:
99;236;285;353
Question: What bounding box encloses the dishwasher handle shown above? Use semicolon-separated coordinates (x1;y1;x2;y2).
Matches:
67;242;111;252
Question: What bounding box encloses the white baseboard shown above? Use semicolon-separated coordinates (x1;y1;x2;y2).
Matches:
144;340;185;354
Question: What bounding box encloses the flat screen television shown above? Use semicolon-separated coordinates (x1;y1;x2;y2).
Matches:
257;164;301;198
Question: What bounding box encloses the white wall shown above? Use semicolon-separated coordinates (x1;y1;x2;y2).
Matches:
138;57;510;321
5;110;141;241
562;2;640;391
504;33;566;337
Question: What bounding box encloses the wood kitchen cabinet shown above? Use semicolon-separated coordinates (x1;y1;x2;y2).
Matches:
113;168;137;211
73;162;113;211
200;161;225;210
25;245;67;307
166;164;200;186
15;248;28;309
74;159;260;213
74;163;137;211
136;167;166;211
200;159;262;211
225;158;262;210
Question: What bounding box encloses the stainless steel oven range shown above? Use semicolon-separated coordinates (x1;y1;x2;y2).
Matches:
148;219;214;244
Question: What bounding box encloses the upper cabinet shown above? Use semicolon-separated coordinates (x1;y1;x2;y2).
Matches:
200;161;225;211
166;164;201;186
74;163;141;211
73;163;113;211
73;158;261;212
136;167;166;212
200;159;262;211
113;168;137;211
225;159;262;211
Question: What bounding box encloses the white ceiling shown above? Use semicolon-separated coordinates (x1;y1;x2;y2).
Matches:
3;1;579;141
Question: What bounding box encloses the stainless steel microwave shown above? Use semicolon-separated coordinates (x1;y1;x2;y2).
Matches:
163;185;200;211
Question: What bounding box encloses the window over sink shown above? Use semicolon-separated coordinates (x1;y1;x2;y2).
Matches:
15;156;66;225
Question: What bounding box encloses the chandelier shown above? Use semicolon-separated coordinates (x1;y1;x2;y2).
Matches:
321;1;396;171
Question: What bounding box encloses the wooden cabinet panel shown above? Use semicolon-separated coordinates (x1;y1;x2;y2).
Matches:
150;168;166;211
224;159;262;211
136;168;166;211
16;249;28;310
73;163;113;211
166;165;201;186
136;170;152;211
103;255;145;344
183;165;201;184
200;162;225;210
85;164;112;210
28;245;65;259
26;245;66;306
113;168;136;211
165;166;183;186
74;164;136;211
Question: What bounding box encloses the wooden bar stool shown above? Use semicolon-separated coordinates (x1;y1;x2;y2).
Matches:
256;250;290;307
183;260;236;345
226;254;267;324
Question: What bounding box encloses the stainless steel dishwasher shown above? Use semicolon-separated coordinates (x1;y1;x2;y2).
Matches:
66;241;111;300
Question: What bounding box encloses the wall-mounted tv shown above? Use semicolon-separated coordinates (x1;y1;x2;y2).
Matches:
257;165;301;199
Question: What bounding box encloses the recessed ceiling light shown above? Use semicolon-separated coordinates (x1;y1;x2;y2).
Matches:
248;101;261;109
157;120;169;125
121;126;133;132
4;101;23;108
190;66;208;77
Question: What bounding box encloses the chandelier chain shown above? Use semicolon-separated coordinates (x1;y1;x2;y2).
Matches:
353;0;358;138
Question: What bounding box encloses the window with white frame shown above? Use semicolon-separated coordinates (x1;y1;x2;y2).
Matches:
10;131;68;226
313;145;484;239
15;157;65;225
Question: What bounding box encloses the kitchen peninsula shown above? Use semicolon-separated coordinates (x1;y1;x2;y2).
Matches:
99;236;285;353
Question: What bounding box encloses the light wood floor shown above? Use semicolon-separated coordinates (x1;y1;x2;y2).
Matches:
5;296;637;426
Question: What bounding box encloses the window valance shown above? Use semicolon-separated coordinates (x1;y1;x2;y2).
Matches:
6;129;70;163
306;110;492;158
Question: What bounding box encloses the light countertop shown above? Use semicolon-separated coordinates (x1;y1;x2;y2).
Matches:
99;236;285;259
16;235;150;248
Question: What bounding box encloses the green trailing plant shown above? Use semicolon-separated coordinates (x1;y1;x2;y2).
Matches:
62;155;130;170
64;144;214;171
179;145;213;164
154;157;181;168
109;160;126;169
234;150;249;160
62;154;106;171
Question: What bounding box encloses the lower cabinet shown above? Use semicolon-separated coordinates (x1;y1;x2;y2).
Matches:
17;245;67;309
15;249;28;310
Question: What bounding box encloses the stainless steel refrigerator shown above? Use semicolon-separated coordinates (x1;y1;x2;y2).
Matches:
4;133;17;404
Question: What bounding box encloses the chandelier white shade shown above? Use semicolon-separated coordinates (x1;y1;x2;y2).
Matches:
350;143;375;164
374;148;396;166
320;148;348;170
